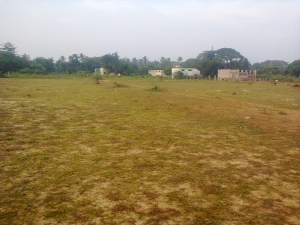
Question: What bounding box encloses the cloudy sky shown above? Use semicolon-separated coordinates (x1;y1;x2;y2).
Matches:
1;0;299;63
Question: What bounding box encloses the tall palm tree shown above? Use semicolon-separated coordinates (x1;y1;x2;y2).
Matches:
177;56;183;63
21;54;30;60
132;58;137;64
142;56;148;65
79;53;85;62
59;56;66;62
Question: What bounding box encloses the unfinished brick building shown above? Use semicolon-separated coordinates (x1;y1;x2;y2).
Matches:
217;69;256;81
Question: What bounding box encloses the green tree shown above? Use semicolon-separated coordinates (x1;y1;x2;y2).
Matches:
59;56;66;62
21;54;30;61
1;42;17;55
254;60;288;68
286;60;300;77
181;58;200;69
119;58;130;75
238;56;250;71
79;53;86;62
20;54;31;69
81;57;102;72
138;66;148;75
197;48;250;76
32;57;55;73
197;51;215;61
257;65;281;75
132;57;138;64
67;54;81;73
200;58;223;77
142;56;148;65
56;56;68;73
160;57;165;63
101;52;120;74
160;57;172;70
19;68;31;74
252;62;260;70
164;66;172;75
177;56;183;64
30;62;46;74
214;48;250;70
119;57;141;75
151;60;160;70
0;51;26;74
252;60;288;76
173;70;185;79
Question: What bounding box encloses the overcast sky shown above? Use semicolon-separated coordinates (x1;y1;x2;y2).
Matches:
1;0;299;64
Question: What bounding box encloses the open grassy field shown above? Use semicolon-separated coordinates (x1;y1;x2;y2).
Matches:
0;76;299;225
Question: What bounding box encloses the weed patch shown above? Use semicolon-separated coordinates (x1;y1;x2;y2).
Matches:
113;81;128;88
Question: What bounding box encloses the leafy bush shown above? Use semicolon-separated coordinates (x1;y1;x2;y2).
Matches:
173;71;185;79
279;111;287;115
152;85;159;91
76;70;92;77
164;67;172;75
93;73;103;84
257;74;299;82
32;68;46;74
19;68;31;74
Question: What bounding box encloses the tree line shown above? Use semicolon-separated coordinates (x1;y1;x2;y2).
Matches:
0;42;299;78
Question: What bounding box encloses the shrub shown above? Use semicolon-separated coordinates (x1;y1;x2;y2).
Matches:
32;68;45;74
76;70;92;77
151;85;160;91
93;73;103;84
19;68;31;74
173;71;185;79
279;111;287;115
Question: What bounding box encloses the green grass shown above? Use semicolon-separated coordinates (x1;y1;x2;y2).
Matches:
0;77;299;224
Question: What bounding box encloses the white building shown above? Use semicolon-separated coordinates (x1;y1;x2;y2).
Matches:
171;67;200;78
148;70;165;77
100;68;108;75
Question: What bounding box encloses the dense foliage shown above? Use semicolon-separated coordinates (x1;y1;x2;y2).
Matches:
0;42;299;78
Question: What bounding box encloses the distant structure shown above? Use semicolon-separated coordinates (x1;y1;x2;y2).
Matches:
148;70;165;77
95;68;108;75
217;69;256;81
171;67;201;78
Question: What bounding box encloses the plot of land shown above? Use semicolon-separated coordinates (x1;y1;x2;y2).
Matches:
0;77;299;224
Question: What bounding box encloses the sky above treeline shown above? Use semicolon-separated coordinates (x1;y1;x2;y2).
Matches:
1;0;299;64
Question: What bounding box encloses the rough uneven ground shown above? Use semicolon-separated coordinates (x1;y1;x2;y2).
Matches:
0;77;299;225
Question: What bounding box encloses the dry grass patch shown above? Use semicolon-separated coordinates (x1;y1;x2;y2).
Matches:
0;77;299;224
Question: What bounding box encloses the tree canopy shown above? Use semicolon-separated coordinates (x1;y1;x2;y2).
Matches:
0;42;298;78
195;48;250;77
1;42;17;55
286;59;300;77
